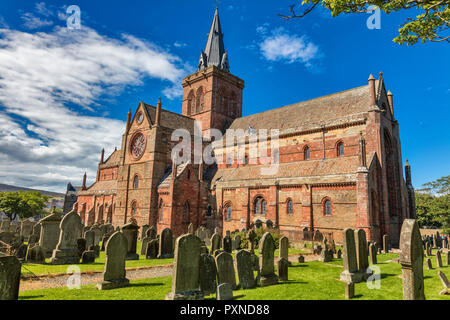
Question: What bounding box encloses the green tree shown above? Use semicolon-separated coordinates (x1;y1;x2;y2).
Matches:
0;191;50;221
279;1;450;45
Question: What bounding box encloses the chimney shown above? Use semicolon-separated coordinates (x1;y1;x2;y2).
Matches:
368;74;376;106
387;90;394;116
126;108;132;132
82;172;87;191
155;97;162;126
100;148;105;164
405;159;412;186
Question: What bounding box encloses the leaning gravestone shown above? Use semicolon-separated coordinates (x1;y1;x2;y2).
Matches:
187;223;194;235
426;258;433;270
199;253;217;295
50;210;82;264
215;251;237;290
399;219;425;300
121;222;139;260
211;232;222;253
0;256;21;300
259;232;278;286
39;212;62;258
355;229;369;278
166;234;203;300
437;271;450;295
235;249;256;289
158;228;174;259
97;231;129;290
277;257;289;281
340;228;364;283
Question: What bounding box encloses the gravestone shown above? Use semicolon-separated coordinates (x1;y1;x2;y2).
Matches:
141;237;150;256
26;245;45;263
437;271;450;295
121;222;139;260
399;219;425;300
39;212;62;258
223;232;232;253
254;219;262;229
187;223;194;235
84;230;95;249
214;249;224;257
235;249;256;289
447;253;450;266
369;243;377;265
166;234;203;300
90;245;100;258
336;249;342;259
141;224;149;240
50;210;82;264
345;282;354;299
20;219;34;239
355;229;369;278
216;283;233;300
279;236;289;261
16;244;28;262
199;253;217;295
233;234;241;250
211;233;222;253
90;226;103;246
215;252;236;290
82;250;96;264
266;220;273;229
247;229;257;252
146;226;157;240
426;258;432;270
0;218;11;232
97;231;129;290
101;233;111;251
0;256;21;300
28;234;39;246
436;250;443;268
259;232;278;286
277;257;289;281
383;234;389;253
77;238;87;257
158;228;174;259
298;255;305;263
145;239;159;259
340;228;364;283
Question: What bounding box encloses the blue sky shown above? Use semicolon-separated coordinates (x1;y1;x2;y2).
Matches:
0;0;448;192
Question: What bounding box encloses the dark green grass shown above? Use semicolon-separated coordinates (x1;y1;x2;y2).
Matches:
19;250;450;300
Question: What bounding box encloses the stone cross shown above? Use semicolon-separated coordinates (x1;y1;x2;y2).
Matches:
97;231;129;290
259;232;278;286
215;251;236;290
399;219;425;300
50;209;82;265
235;249;256;289
0;256;21;300
166;233;203;300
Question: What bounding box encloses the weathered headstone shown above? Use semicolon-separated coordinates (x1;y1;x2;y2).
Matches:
187;223;194;235
141;237;150;256
298;255;305;263
166;234;203;300
216;283;233;300
399;219;425;300
121;222;139;260
20;219;34;239
426;258;433;270
233;234;241;250
39;212;62;258
77;238;86;257
336;249;342;259
211;232;222;253
355;229;369;278
436;250;443;268
247;229;257;252
82;250;96;264
259;232;278;286
437;271;450;295
383;234;389;253
369;242;377;265
223;232;232;253
277;257;289;281
279;236;289;260
84;230;95;249
234;249;256;289
199;253;217;295
215;251;237;290
0;256;21;300
158;228;174;259
26;245;45;263
145;239;159;259
16;244;28;262
50;210;82;264
340;228;364;283
97;231;129;290
345;282;354;299
141;224;149;240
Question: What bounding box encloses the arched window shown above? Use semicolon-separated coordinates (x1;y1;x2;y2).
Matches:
337;142;345;157
159;200;164;221
254;196;266;215
287;199;293;215
304;146;310;160
133;175;139;189
225;205;232;221
196;87;204;113
183;202;190;224
187;90;195;115
131;201;138;216
324;199;332;216
261;200;267;215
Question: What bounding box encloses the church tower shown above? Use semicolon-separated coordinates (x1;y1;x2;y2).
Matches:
182;8;244;134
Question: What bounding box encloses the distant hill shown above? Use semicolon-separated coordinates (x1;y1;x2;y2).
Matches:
0;183;65;198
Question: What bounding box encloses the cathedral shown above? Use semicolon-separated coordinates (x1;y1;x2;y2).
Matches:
75;8;416;246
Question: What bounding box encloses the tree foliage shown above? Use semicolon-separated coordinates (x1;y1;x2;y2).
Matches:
280;1;450;45
0;191;50;221
415;175;450;233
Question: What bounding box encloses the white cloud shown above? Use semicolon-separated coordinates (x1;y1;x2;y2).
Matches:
21;12;54;29
0;25;189;192
35;2;54;17
174;41;187;48
259;27;320;67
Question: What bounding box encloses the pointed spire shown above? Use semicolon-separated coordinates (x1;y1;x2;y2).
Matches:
100;148;105;164
82;172;87;191
368;73;376;106
405;159;412;186
155;97;162;126
126;108;132;132
198;8;229;72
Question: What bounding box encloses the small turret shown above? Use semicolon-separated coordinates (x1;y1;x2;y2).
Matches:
81;172;87;191
155;97;162;126
100;148;105;164
368;74;376;106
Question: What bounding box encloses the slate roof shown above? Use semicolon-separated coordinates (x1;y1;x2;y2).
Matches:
78;180;117;196
157;163;189;188
99;149;121;169
142;103;199;135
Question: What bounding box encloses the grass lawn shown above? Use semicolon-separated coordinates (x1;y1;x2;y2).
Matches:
21;241;173;277
19;250;450;300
